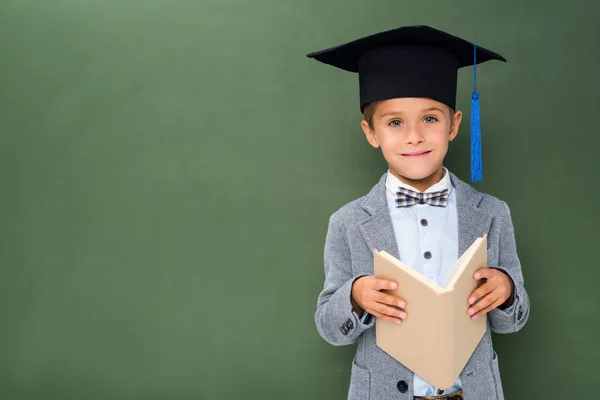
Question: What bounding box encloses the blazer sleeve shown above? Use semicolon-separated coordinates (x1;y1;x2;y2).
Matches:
314;214;375;346
487;201;531;334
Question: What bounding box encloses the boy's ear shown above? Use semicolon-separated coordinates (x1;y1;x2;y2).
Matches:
448;110;463;141
361;120;380;148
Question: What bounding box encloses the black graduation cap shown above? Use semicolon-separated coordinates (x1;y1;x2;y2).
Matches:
306;25;506;183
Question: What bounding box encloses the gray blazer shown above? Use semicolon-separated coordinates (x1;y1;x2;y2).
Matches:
315;172;530;400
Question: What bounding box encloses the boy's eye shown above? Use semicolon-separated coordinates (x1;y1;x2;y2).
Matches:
389;120;403;127
423;116;438;123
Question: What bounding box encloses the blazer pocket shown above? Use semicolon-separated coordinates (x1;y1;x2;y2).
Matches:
490;351;504;400
348;361;370;400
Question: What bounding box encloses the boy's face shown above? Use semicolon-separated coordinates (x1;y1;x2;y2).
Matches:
361;97;462;191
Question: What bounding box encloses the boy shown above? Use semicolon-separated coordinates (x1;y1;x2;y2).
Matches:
307;25;530;400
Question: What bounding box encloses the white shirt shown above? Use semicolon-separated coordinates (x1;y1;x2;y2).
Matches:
385;167;462;396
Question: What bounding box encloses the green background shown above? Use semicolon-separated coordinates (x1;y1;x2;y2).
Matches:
0;0;597;398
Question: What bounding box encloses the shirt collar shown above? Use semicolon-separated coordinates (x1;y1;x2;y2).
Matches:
385;167;452;196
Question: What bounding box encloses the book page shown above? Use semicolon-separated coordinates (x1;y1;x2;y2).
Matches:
445;236;484;291
374;250;453;387
375;250;445;293
449;235;488;378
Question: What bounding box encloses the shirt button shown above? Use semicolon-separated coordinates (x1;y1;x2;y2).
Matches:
437;389;444;395
396;380;408;393
420;218;428;226
424;251;432;259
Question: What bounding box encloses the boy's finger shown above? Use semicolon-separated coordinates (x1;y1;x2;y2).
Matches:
473;267;492;280
372;279;398;291
468;282;493;305
467;291;498;316
375;292;406;309
372;311;403;325
470;298;503;319
372;302;407;320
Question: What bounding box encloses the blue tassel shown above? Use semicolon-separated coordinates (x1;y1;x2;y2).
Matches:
470;43;482;183
471;91;482;182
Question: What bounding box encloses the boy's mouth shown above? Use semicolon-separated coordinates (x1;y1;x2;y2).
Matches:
401;150;432;158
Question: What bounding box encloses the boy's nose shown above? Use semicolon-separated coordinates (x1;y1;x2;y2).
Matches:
405;127;424;144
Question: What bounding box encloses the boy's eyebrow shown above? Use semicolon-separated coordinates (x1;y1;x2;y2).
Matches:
422;107;445;113
379;107;446;118
379;111;404;118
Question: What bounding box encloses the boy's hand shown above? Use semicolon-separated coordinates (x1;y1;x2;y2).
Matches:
467;268;514;319
351;276;407;324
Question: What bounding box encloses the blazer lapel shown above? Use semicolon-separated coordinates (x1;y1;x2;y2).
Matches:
358;172;492;261
450;172;493;255
358;173;400;259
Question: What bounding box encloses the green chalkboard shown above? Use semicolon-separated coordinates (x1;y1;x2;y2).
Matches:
0;0;598;398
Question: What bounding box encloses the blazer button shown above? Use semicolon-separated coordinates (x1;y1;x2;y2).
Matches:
397;380;408;393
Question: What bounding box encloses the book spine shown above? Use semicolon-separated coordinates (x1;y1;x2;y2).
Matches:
435;291;455;390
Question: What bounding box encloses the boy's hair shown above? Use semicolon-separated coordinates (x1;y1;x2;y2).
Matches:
363;101;381;130
362;101;455;129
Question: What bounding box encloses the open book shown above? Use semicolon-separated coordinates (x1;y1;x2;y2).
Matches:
373;235;487;390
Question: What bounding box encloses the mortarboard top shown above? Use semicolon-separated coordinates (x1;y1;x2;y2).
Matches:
306;25;507;182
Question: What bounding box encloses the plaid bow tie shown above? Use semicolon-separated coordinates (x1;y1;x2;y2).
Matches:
395;188;449;207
